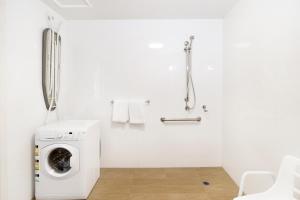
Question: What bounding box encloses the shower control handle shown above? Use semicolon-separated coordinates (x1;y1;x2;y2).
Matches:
202;105;208;112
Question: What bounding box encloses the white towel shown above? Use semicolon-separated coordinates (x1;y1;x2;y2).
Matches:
112;100;129;123
129;101;145;124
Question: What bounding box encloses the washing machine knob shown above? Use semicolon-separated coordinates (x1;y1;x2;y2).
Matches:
57;133;63;139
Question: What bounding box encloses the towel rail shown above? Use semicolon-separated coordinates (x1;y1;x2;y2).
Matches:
160;117;201;123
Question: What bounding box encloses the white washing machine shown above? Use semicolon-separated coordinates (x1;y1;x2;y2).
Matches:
35;120;101;200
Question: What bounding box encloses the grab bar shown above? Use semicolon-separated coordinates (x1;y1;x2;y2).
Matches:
111;100;150;104
160;117;201;123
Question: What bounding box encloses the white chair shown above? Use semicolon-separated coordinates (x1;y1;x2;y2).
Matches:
234;155;300;200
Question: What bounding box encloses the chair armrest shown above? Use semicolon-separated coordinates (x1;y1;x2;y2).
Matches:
238;171;276;196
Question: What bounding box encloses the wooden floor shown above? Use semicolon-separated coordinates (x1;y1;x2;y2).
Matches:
88;168;238;200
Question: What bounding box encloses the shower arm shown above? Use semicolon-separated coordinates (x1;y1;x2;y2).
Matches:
185;47;192;99
185;53;190;101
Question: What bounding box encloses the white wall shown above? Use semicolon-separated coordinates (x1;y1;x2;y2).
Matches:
223;0;300;190
61;20;223;167
3;0;64;199
0;0;8;199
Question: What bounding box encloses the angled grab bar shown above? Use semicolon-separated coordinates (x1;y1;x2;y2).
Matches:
160;117;201;123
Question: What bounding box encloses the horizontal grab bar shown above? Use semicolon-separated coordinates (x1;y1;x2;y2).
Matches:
160;117;201;123
111;100;150;104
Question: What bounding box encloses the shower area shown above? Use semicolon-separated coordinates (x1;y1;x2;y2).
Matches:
61;20;223;168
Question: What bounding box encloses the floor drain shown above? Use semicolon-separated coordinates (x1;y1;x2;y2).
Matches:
202;181;210;186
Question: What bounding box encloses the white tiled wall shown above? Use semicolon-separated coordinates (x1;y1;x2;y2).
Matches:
0;1;7;199
223;0;300;192
61;20;224;167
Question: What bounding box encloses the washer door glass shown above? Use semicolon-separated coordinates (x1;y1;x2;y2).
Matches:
41;144;80;179
48;148;72;173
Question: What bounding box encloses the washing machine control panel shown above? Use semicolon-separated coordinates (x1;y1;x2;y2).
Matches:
61;131;81;140
38;131;83;141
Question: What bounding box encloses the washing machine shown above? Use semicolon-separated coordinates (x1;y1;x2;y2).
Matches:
35;120;101;200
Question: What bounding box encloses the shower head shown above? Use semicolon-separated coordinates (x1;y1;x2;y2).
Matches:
189;35;195;46
184;35;195;52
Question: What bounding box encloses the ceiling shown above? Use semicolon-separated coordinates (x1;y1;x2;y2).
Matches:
41;0;238;20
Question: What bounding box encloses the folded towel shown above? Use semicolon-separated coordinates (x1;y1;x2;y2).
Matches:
112;100;129;123
129;101;145;124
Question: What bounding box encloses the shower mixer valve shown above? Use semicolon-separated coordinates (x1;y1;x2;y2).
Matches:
202;105;208;112
184;97;191;111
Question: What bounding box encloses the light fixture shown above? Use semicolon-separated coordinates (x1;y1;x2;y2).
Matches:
168;65;174;71
207;65;215;71
53;0;92;8
233;42;251;49
148;43;164;49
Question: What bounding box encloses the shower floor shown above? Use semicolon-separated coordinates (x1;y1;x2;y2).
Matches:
88;168;238;200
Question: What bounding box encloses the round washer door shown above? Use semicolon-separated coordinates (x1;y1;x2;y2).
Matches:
41;143;80;179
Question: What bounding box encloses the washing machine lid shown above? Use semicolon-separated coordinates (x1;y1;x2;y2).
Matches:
36;131;82;141
37;120;99;132
40;144;80;179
